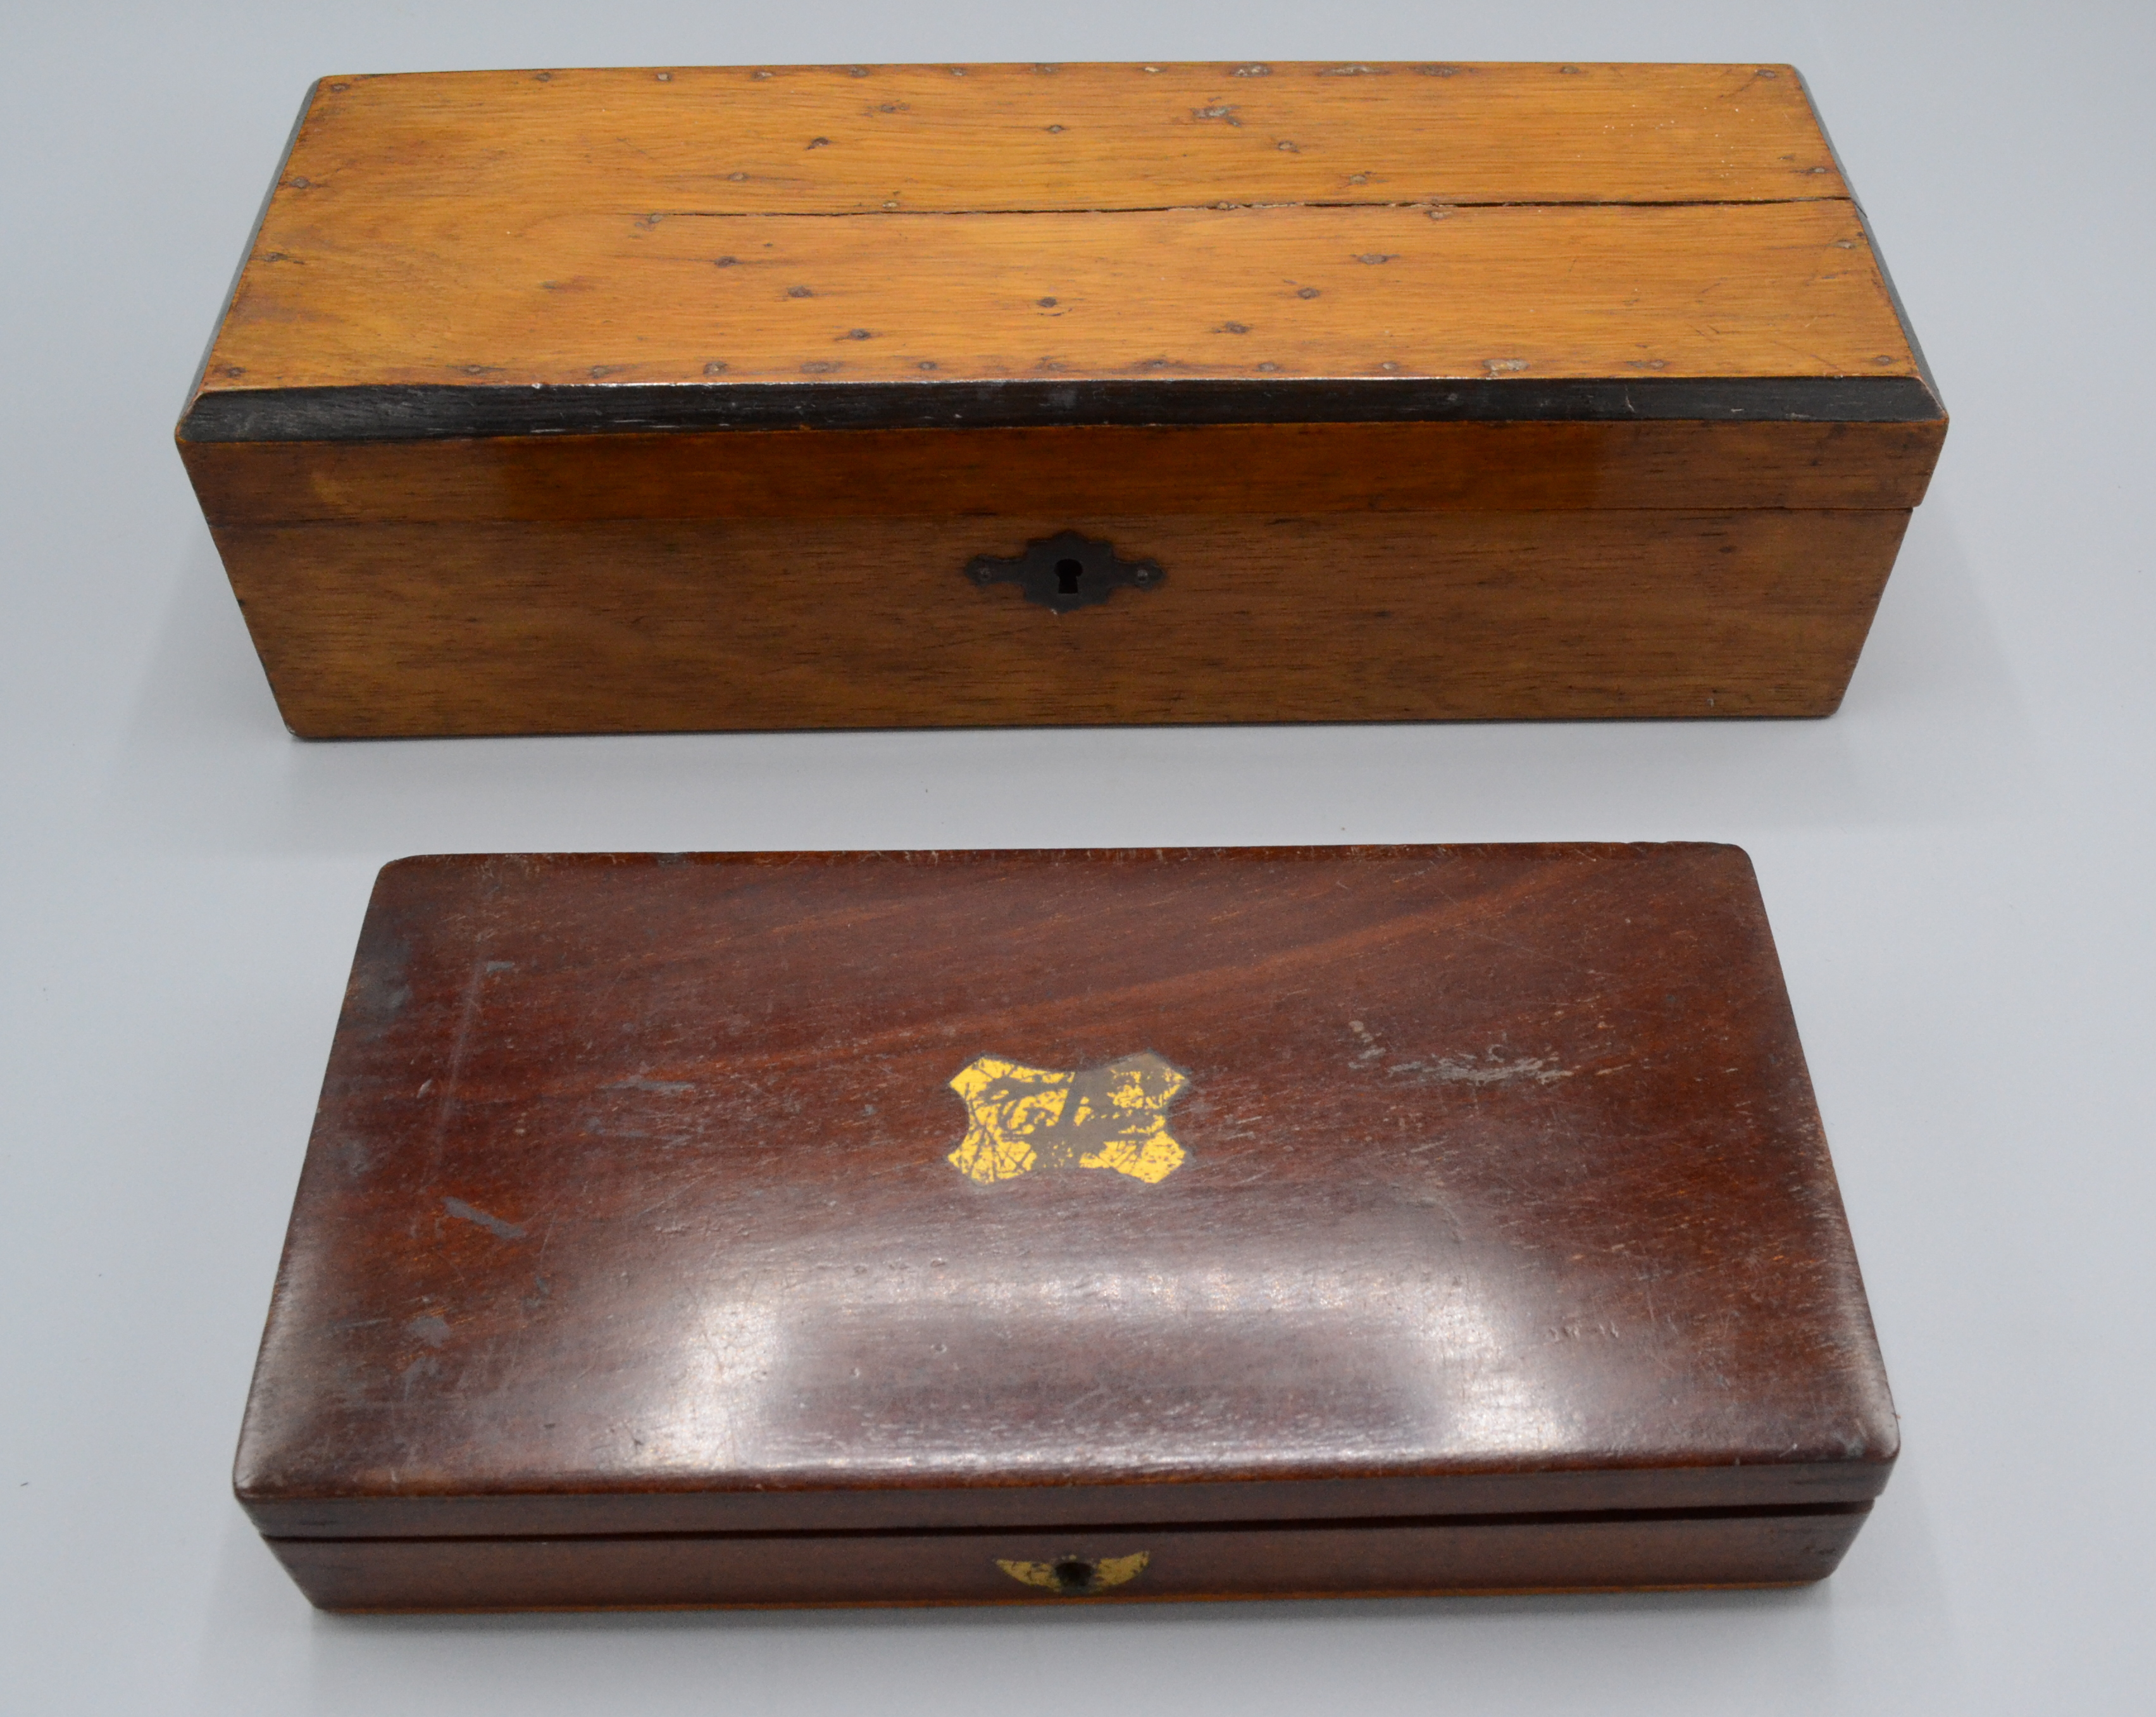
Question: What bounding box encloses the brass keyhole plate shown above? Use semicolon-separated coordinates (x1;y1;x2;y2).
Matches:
994;1551;1152;1595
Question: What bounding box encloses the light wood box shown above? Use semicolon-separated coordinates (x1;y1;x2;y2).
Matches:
177;63;1947;735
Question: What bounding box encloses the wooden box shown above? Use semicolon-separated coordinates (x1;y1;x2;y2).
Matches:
238;845;1897;1611
177;63;1945;738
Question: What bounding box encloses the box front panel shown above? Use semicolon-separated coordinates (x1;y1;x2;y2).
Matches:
266;1507;1872;1611
208;509;1910;735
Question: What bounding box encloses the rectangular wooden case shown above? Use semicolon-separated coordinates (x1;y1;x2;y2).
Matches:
238;845;1897;1610
177;63;1945;737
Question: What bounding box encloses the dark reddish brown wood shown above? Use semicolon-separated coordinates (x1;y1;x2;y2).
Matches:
237;847;1895;1608
268;1505;1873;1612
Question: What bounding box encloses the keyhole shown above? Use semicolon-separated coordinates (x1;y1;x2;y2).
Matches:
1053;558;1083;596
1051;1558;1096;1594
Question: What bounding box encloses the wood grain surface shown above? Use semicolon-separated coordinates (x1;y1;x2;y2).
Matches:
266;1506;1874;1612
208;508;1911;735
197;199;1913;398
181;61;1934;433
182;420;1947;523
270;62;1849;216
236;847;1895;1608
178;63;1942;731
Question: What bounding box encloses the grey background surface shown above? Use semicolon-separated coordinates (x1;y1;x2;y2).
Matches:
3;3;2149;1711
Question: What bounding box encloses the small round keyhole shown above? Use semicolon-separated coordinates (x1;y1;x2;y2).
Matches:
1053;558;1083;595
1051;1558;1096;1594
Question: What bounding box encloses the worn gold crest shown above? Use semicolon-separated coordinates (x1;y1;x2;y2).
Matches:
947;1052;1190;1185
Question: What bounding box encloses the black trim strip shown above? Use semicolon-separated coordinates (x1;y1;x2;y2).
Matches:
180;373;1943;442
262;1499;1872;1547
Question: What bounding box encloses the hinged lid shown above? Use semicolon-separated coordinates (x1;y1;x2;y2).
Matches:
237;846;1895;1541
182;63;1942;444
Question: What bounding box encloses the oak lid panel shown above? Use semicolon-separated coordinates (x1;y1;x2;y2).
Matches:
183;63;1940;439
204;199;1911;391
271;62;1845;218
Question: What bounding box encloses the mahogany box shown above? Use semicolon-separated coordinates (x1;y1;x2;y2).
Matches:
177;63;1945;738
237;844;1898;1610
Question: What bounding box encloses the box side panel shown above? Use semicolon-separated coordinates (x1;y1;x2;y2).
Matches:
263;1506;1872;1611
182;83;319;408
1793;67;1946;415
181;421;1947;523
200;509;1911;735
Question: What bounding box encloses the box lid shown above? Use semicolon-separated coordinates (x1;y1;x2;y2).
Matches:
182;63;1942;444
237;846;1895;1541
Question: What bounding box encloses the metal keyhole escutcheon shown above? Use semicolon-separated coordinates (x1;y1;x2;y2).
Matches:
966;531;1164;614
1052;1558;1099;1594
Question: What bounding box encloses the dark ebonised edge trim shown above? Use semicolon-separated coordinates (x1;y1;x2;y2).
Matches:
180;373;1945;443
179;80;320;417
1793;66;1946;415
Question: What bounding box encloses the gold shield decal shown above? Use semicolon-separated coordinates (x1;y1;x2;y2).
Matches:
947;1052;1190;1185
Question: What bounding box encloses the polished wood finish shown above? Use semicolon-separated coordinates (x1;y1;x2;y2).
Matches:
268;1506;1874;1613
238;847;1896;1607
178;63;1945;732
182;420;1947;523
207;509;1912;736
